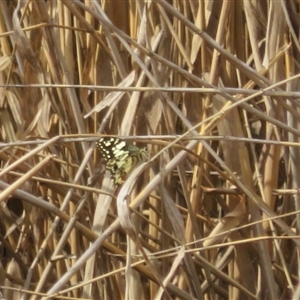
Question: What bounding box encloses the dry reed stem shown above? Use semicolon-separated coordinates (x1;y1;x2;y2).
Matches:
0;1;300;300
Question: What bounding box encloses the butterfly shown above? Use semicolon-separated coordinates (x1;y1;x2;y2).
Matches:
97;137;148;187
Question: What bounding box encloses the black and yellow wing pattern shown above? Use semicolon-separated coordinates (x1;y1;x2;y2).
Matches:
97;137;148;186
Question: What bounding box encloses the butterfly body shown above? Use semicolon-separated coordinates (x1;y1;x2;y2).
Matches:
97;137;148;186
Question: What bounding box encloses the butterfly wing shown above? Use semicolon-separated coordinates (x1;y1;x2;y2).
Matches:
97;137;148;186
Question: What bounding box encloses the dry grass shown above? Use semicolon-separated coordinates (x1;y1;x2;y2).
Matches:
0;1;300;299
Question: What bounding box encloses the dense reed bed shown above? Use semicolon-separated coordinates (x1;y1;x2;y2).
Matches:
0;1;300;299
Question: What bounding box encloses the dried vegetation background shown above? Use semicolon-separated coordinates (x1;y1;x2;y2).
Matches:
0;1;300;300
